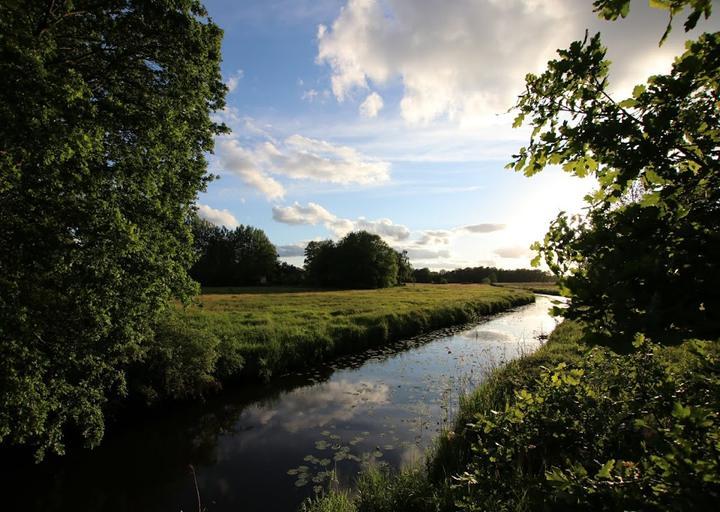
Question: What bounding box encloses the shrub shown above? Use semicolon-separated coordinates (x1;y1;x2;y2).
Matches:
131;313;222;403
453;336;720;511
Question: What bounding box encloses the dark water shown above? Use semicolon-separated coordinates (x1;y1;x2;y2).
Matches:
4;296;561;512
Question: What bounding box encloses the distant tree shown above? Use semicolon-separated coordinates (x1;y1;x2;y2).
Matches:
335;231;400;288
190;217;234;286
396;250;414;284
413;267;435;283
228;225;278;285
510;1;718;342
431;266;553;284
304;240;337;287
190;220;278;286
274;262;305;286
0;0;226;458
304;231;401;289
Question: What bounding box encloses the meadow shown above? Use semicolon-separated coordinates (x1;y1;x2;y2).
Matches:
136;284;534;402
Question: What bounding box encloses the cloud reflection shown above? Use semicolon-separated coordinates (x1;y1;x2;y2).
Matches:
240;379;390;432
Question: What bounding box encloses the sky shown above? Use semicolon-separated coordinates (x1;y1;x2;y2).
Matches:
197;0;718;270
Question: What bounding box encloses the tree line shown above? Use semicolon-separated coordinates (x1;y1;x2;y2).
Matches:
190;219;412;289
412;266;553;284
190;220;551;289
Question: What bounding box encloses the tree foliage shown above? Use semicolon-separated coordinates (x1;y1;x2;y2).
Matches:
190;218;279;287
0;0;225;459
511;2;719;343
304;231;407;289
593;0;713;43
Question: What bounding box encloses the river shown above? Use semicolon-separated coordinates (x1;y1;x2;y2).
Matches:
4;295;561;512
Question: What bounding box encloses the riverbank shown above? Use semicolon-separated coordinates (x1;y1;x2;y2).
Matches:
305;321;719;511
494;281;560;295
2;292;554;512
132;284;534;404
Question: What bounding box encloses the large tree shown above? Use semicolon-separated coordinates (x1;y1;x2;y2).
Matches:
0;1;226;458
304;231;403;289
510;1;718;343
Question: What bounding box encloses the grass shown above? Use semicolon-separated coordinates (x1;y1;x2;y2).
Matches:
494;281;560;295
135;284;534;401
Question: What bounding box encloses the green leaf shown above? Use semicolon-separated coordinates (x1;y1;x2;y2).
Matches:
618;98;637;108
632;84;646;98
596;459;616;479
672;402;691;420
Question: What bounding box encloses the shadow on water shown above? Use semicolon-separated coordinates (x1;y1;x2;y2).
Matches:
1;296;562;512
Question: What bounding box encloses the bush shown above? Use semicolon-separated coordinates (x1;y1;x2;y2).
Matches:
130;313;223;403
452;335;720;511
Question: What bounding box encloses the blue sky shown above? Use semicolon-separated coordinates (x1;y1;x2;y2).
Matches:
197;0;718;269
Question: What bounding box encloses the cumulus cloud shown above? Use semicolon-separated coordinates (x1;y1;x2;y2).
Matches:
196;203;239;229
276;243;307;257
494;246;530;259
416;230;452;246
279;134;390;183
317;0;718;124
401;222;507;265
359;91;384;118
272;202;410;242
354;217;410;240
272;202;335;225
215;134;390;200
216;139;286;200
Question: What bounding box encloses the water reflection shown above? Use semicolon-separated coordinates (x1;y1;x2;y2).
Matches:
240;380;391;432
2;296;561;512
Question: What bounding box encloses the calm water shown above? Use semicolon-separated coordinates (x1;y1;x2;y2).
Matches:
4;295;561;512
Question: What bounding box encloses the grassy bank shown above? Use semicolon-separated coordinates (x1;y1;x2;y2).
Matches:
132;284;533;402
494;281;561;295
304;321;720;511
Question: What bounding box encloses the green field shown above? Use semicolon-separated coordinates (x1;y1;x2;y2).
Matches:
140;285;534;401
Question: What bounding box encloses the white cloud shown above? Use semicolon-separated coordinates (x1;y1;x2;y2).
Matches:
276;243;307;257
354;217;410;240
494;246;530;259
226;69;244;92
215;139;286;200
215;134;390;200
272;202;335;225
196;203;239;229
317;0;719;125
416;230;452;246
463;223;506;234
272;202;410;241
404;247;451;259
359;91;384;118
414;224;504;246
279;134;390;183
